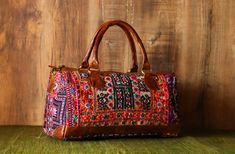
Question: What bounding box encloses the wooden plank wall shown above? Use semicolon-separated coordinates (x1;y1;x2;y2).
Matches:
0;0;234;130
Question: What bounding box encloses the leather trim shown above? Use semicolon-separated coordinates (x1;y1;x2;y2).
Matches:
61;124;181;140
51;125;66;140
144;72;159;91
48;65;78;71
89;70;105;89
48;65;174;75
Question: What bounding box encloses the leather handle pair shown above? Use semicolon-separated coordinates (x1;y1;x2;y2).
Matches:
81;20;138;72
80;20;151;72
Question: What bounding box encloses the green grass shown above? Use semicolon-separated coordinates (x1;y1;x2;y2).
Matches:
0;126;234;154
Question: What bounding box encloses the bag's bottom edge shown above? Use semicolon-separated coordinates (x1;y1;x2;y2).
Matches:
48;123;181;140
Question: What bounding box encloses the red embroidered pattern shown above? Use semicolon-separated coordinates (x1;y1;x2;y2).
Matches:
78;73;169;127
43;70;177;135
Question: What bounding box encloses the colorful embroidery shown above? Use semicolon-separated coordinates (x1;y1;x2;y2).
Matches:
165;74;178;123
43;69;179;135
78;73;169;127
44;71;68;134
43;70;80;135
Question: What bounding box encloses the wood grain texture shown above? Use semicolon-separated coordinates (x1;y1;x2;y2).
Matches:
175;0;213;129
0;0;235;130
202;0;235;130
0;0;43;125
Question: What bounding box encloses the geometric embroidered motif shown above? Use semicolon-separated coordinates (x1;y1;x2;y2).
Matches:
97;73;151;111
111;73;135;109
43;93;66;135
50;95;66;129
79;72;170;127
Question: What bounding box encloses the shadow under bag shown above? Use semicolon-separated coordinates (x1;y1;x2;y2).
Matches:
43;20;181;140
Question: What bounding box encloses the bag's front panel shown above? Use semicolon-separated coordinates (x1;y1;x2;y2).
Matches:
78;72;171;127
44;69;179;139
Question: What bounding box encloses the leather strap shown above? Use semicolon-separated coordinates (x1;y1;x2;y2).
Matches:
81;21;138;72
80;20;151;72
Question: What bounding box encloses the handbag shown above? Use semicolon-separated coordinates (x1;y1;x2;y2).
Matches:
43;20;180;140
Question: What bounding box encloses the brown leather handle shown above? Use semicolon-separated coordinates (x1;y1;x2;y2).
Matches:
80;21;138;72
81;20;151;71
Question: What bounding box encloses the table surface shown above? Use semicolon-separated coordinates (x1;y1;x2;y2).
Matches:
0;126;234;153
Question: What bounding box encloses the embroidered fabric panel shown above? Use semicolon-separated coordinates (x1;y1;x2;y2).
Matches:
43;70;179;135
44;94;66;133
65;71;80;127
165;74;178;123
43;71;80;135
43;71;67;134
78;73;170;127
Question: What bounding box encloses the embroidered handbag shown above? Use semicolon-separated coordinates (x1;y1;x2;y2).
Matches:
43;20;180;140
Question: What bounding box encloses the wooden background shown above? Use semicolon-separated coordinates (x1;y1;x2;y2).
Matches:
0;0;235;130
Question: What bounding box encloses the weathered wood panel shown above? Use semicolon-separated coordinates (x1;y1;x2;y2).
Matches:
202;0;235;130
0;0;235;130
175;0;213;129
0;0;43;125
